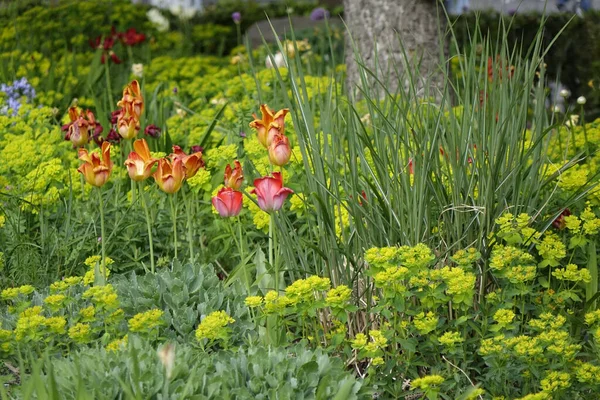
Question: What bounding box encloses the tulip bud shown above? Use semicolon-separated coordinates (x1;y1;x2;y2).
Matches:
144;124;162;138
268;133;291;167
224;160;244;190
118;115;140;140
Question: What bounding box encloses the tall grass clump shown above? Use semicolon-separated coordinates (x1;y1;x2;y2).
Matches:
265;15;595;290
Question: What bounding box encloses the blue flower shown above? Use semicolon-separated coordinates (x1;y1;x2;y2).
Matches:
310;7;330;21
0;77;36;116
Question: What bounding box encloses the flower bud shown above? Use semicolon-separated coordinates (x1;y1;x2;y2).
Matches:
577;96;587;105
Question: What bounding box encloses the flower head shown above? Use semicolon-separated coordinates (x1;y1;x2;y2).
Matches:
144;124;161;138
77;142;113;187
124;138;158;181
212;187;243;218
224;160;244;190
231;11;241;24
154;158;185;194
170;145;204;178
268;132;291;166
310;7;330;21
249;105;289;148
250;172;293;212
117;80;144;120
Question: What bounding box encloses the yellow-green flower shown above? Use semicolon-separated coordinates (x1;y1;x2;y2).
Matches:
68;323;92;344
439;331;464;348
244;296;263;308
413;312;438;334
371;356;384;366
540;371;570;393
552;264;592;283
79;305;95;322
195;310;235;342
493;309;515;328
574;362;600;384
351;333;368;349
128;309;164;334
106;335;128;352
45;316;67;334
326;285;352;308
411;374;445;390
44;294;66;311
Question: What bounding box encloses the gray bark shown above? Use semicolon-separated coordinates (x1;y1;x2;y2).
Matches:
343;0;445;94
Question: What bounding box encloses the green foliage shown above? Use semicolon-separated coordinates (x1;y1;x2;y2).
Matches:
454;11;600;118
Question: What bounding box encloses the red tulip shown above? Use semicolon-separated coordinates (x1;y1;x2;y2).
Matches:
224;160;244;190
250;172;293;212
212;187;243;218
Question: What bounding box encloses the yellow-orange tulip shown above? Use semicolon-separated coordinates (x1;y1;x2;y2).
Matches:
64;107;90;147
77;142;113;187
249;104;289;148
224;160;244;190
154;157;185;194
170;145;204;178
124;138;157;181
117;80;144;119
117;115;140;140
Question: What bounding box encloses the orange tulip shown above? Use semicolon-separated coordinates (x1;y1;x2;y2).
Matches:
117;114;140;140
249;104;289;148
224;160;244;190
117;80;144;119
268;132;291;167
124;138;157;181
170;145;204;178
77;142;113;187
154;157;185;194
64;107;90;147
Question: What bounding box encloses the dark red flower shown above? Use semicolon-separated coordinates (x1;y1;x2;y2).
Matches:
106;128;122;143
552;209;572;230
144;124;161;138
190;145;203;154
110;109;122;125
120;28;146;46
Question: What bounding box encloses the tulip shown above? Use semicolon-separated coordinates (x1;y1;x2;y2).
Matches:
117;115;140;140
154;158;185;194
268;132;291;166
77;142;113;187
117;80;144;119
124;139;158;181
144;124;161;138
251;172;294;212
212;187;243;218
170;145;204;178
224;160;244;190
63;107;93;148
249;105;289;148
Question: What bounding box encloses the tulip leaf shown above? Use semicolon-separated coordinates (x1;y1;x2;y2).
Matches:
199;101;228;149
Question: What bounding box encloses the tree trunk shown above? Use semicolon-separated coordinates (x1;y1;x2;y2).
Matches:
343;0;445;94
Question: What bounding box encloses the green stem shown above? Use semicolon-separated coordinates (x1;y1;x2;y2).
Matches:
104;59;114;111
182;186;195;262
139;182;155;273
170;193;178;260
127;141;136;205
98;187;107;283
587;241;598;309
238;216;250;293
269;213;276;292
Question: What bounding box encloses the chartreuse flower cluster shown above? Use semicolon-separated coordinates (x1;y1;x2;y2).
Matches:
195;310;235;347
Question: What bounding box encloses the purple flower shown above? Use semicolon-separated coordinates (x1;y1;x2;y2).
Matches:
239;131;247;138
106;128;122;143
144;124;162;138
0;77;36;116
310;7;330;21
173;87;178;94
232;12;241;24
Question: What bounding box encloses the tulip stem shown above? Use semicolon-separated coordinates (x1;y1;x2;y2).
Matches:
128;141;137;205
170;193;178;260
139;181;155;274
182;186;195;262
104;59;114;111
238;216;250;293
98;187;107;283
269;213;277;292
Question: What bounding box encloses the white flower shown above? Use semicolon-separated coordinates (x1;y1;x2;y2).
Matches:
553;105;562;113
577;96;587;105
157;343;175;379
559;89;571;98
147;8;170;32
131;63;143;78
170;5;197;20
565;114;579;128
265;52;286;69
